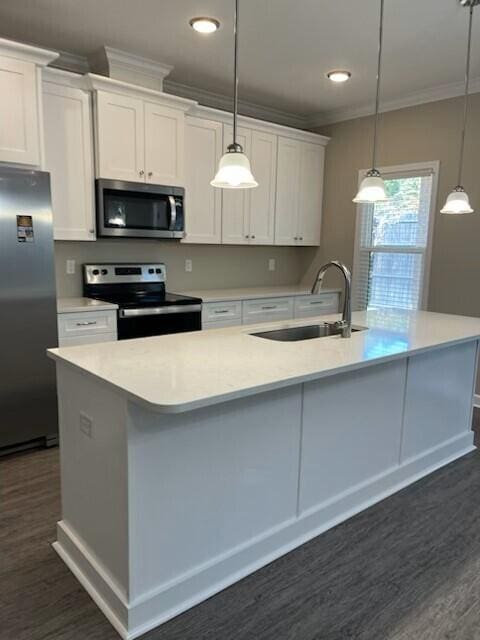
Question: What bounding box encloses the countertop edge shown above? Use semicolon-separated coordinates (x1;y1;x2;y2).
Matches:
47;332;480;415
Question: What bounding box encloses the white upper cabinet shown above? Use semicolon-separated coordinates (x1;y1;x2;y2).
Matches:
43;80;95;241
297;142;324;246
95;90;145;182
222;126;251;245
145;102;184;186
94;86;187;186
222;126;277;245
275;138;301;245
0;39;58;167
183;116;223;244
275;136;324;246
248;130;277;245
0;57;40;166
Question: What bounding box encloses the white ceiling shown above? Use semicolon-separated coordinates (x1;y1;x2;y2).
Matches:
0;0;478;125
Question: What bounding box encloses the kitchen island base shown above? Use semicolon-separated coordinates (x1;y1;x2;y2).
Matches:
53;339;477;639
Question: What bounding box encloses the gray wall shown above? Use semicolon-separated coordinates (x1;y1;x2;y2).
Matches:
55;240;303;297
300;93;480;315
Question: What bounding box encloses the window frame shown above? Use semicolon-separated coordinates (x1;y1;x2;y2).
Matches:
352;161;440;311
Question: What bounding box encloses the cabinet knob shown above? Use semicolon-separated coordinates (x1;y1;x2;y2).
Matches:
299;237;303;241
89;229;95;234
139;170;145;176
251;235;256;239
148;171;153;177
294;236;298;241
245;234;250;239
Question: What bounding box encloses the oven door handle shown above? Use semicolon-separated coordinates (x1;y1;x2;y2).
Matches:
119;304;201;318
168;195;177;231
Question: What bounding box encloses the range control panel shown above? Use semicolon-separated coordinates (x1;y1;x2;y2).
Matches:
84;263;166;285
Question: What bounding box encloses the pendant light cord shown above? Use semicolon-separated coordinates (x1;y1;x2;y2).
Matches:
372;0;384;170
458;4;474;186
232;0;239;148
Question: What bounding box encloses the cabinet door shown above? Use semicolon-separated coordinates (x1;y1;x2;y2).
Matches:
144;102;185;186
297;143;324;246
0;57;40;166
248;130;277;245
95;90;144;182
183;117;222;244
43;83;95;241
222;126;251;245
274;137;301;245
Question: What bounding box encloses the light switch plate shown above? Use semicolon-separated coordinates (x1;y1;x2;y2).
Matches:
185;259;193;273
66;259;76;275
268;258;276;272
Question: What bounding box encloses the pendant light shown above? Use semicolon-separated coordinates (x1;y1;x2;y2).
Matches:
441;0;477;214
353;0;388;204
211;0;258;189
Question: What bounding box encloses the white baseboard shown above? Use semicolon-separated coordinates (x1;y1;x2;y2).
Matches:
474;394;480;408
53;432;474;640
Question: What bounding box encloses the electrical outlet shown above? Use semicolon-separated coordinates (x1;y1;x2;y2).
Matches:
185;259;193;273
79;412;93;438
268;258;276;272
66;259;76;275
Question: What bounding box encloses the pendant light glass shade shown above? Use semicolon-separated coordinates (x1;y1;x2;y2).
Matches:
441;1;476;214
211;144;258;188
353;0;388;205
212;0;257;190
353;169;388;204
440;186;474;214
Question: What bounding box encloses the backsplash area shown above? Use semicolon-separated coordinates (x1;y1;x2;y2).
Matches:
54;240;304;297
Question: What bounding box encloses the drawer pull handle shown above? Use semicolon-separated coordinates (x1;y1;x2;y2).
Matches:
261;305;277;310
76;321;97;326
214;310;230;314
309;301;326;305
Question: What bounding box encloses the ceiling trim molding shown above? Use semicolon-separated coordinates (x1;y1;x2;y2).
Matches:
51;49;90;74
164;79;308;129
89;46;173;90
306;76;480;128
0;36;58;66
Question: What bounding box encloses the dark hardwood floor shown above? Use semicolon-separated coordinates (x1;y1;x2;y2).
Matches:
2;412;480;640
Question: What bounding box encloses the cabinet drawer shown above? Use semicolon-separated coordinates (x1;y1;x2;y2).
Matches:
294;293;339;319
58;332;118;348
203;319;241;330
58;310;117;339
242;297;294;325
202;301;242;324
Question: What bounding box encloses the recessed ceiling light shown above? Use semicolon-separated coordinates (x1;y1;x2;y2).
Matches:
327;70;352;83
189;17;220;34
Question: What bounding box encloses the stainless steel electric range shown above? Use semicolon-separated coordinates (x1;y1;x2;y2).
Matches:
83;263;202;340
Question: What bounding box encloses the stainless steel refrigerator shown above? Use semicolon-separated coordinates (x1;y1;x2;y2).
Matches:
0;168;58;452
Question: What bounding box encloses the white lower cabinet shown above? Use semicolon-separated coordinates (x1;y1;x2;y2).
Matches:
202;292;340;331
294;293;339;318
43;81;95;240
242;297;294;325
57;310;117;347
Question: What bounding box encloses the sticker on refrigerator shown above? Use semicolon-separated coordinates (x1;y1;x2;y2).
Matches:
17;215;34;243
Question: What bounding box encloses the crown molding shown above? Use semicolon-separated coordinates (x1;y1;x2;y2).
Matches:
89;46;173;91
306;76;480;128
0;37;58;66
50;50;90;74
164;79;308;130
85;73;196;110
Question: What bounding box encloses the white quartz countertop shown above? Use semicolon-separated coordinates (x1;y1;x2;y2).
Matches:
57;297;119;314
48;309;480;414
178;285;341;302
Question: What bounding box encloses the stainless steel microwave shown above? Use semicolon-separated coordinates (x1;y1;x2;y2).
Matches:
96;179;185;239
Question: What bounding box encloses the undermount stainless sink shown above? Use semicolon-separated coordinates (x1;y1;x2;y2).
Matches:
251;323;366;342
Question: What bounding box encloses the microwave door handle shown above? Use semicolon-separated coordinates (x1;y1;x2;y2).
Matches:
168;195;177;231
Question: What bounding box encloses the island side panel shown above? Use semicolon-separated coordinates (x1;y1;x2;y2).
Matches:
401;341;478;462
299;359;407;515
126;385;302;603
54;364;130;605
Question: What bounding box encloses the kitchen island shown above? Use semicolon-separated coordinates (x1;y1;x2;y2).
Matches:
48;309;480;639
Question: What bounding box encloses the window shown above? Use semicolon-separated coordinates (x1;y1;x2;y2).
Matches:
352;162;438;311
